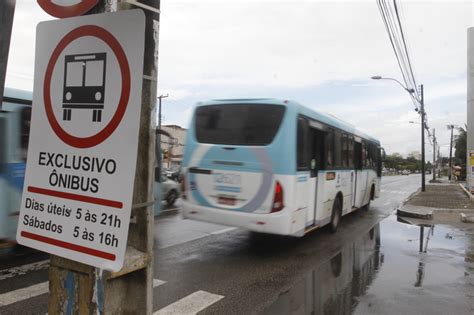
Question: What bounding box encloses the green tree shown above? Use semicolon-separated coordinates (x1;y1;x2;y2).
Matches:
454;126;467;165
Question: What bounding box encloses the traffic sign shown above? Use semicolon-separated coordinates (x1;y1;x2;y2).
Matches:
16;10;145;272
38;0;99;18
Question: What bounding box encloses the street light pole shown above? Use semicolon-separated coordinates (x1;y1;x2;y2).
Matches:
420;84;425;192
158;93;169;130
432;128;436;181
372;76;424;191
157;94;168;175
448;124;455;180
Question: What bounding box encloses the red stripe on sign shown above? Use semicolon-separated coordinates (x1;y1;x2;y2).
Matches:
21;231;116;261
28;186;123;209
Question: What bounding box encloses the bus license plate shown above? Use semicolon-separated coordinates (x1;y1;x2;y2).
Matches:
218;196;236;206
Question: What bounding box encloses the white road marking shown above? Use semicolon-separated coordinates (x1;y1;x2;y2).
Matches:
0;260;49;281
154;290;224;315
0;278;166;307
211;227;237;235
153;279;166;287
0;282;48;307
160;207;180;213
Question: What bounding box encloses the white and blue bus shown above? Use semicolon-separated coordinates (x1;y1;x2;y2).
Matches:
181;99;382;236
0;88;32;249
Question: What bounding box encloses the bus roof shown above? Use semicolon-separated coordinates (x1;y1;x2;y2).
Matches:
197;98;381;145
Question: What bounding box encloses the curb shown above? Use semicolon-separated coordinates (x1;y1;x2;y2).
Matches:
401;188;420;206
459;183;474;202
397;208;433;219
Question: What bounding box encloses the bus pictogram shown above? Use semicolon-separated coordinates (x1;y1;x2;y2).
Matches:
62;53;107;122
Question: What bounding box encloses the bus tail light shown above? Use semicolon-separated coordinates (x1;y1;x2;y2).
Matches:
271;181;284;213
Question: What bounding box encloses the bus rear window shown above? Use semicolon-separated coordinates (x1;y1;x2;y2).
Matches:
195;104;285;145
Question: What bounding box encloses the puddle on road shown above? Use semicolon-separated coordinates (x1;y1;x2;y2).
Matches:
263;215;474;315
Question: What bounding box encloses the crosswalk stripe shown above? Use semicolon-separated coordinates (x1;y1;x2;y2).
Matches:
0;282;48;307
153;279;166;287
0;278;165;307
154;290;224;315
210;227;236;235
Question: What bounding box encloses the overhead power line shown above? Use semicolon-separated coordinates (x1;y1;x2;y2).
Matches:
376;0;421;107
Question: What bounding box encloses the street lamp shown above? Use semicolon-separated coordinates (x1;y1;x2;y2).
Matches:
157;94;169;130
371;76;415;94
447;124;456;181
157;94;169;178
372;76;426;192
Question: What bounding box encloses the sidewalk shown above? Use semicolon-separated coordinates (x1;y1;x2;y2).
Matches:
397;177;474;224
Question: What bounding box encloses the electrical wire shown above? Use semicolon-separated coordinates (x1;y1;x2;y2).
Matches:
377;0;434;137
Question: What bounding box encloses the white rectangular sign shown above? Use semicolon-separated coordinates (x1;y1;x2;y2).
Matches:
16;10;145;271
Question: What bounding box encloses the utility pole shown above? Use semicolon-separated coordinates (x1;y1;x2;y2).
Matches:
420;84;426;192
432;128;436;181
48;1;160;314
448;124;455;181
0;0;16;109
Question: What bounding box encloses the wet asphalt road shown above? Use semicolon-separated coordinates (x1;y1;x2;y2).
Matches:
0;175;427;314
153;175;423;314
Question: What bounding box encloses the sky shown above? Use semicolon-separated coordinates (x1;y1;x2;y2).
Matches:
5;0;473;160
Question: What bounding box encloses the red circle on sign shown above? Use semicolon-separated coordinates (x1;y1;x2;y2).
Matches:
37;0;99;18
43;25;131;149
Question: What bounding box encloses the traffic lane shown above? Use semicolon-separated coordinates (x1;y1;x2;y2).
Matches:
155;199;232;250
0;246;48;271
377;174;421;211
381;173;421;186
153;208;386;313
153;174;421;251
153;176;421;314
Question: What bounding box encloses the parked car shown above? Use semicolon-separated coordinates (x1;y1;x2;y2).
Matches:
163;167;182;182
161;174;181;206
401;170;410;175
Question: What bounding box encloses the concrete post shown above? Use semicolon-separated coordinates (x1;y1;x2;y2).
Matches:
48;1;160;314
0;0;16;109
433;128;436;181
467;28;474;193
420;84;426;192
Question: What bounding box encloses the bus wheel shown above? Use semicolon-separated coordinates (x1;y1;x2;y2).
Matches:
330;196;342;233
365;185;375;211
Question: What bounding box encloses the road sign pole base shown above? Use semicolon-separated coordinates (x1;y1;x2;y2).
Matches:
49;245;152;314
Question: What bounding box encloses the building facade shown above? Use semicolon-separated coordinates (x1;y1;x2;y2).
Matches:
160;124;186;169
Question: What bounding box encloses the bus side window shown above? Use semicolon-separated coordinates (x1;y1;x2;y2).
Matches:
377;147;382;176
361;141;367;168
310;128;325;175
325;129;334;169
297;116;309;171
347;136;355;168
341;133;348;168
333;130;341;168
367;142;375;168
